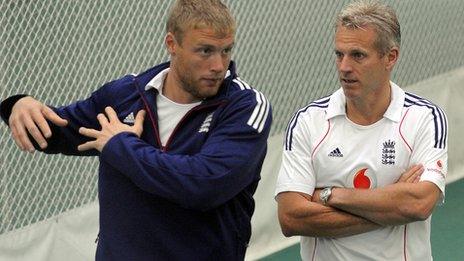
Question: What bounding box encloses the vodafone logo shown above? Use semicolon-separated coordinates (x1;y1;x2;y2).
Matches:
346;167;377;189
353;168;371;189
437;160;443;168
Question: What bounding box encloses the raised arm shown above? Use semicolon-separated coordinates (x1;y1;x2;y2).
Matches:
0;75;135;156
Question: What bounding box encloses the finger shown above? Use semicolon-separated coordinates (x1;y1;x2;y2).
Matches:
398;164;420;182
406;171;420;183
104;107;119;123
133;110;146;135
15;123;35;152
10;125;25;151
79;127;100;138
403;166;417;182
97;113;109;126
415;165;425;182
23;116;48;150
9;117;24;150
406;165;424;183
397;171;411;182
11;119;31;151
78;141;97;151
42;106;68;127
31;110;52;139
418;164;424;174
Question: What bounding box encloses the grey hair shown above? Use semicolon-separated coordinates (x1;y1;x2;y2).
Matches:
336;0;401;56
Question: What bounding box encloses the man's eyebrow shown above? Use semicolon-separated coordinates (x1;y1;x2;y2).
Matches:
196;43;235;49
195;43;215;48
349;48;367;53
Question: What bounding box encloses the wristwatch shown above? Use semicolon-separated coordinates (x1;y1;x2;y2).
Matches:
320;187;333;205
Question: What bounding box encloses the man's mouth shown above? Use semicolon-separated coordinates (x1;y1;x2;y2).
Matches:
202;77;222;86
342;78;357;84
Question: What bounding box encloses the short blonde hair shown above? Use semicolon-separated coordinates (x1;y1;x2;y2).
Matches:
166;0;236;44
336;0;401;56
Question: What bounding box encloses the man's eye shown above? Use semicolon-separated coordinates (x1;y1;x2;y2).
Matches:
335;52;343;59
353;52;364;59
223;48;232;54
200;48;212;55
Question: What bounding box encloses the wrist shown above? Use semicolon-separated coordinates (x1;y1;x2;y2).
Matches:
320;187;333;205
1;94;29;125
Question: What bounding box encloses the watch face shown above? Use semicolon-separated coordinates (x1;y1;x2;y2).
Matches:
321;188;331;203
321;190;328;198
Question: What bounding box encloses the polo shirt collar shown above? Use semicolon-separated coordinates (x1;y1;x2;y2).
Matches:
144;68;232;92
145;68;170;91
326;81;405;122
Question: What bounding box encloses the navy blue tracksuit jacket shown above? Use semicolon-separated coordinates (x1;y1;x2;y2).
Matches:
0;61;272;260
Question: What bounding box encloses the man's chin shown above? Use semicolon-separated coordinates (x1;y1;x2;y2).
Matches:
200;89;220;99
190;87;219;100
202;82;222;95
341;86;360;100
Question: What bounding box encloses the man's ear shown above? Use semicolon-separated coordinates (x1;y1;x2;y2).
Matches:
385;47;399;71
165;32;177;55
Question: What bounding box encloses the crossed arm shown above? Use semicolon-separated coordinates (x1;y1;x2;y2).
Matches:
277;191;381;238
276;164;441;238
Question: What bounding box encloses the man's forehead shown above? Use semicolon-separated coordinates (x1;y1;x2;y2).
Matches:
188;27;235;45
335;26;376;49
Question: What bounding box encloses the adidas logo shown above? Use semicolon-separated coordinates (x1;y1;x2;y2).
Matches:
328;147;343;157
123;112;135;124
198;112;214;133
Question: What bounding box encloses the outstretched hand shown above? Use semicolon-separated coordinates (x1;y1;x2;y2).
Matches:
9;96;68;152
78;107;145;152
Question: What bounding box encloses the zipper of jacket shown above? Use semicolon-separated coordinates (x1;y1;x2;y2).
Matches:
135;79;163;148
133;76;229;151
163;100;226;152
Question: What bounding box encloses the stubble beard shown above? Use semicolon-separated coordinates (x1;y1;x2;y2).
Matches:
179;74;222;100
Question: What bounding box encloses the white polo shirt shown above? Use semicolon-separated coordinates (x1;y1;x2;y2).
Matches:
275;82;448;261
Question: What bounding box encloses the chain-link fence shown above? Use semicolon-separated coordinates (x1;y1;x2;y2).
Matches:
1;0;463;234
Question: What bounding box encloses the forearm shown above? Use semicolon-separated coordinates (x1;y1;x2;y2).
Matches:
328;182;440;226
101;132;265;211
278;193;381;238
1;94;99;155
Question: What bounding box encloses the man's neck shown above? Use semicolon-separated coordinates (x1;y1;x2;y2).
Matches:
163;71;198;104
346;83;391;126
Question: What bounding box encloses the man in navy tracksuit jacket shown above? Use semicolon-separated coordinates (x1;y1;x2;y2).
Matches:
0;0;272;260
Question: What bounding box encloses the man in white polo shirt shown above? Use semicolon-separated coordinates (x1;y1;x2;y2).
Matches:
275;1;448;260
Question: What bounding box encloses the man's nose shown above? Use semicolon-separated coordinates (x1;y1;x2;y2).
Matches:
338;57;353;73
210;53;226;73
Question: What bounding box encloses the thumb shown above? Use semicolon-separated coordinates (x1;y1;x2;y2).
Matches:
134;110;146;136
